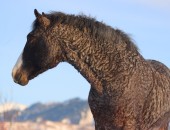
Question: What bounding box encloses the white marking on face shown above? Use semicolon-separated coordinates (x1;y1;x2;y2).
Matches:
12;52;23;78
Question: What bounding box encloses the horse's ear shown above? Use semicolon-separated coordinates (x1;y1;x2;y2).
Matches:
34;9;50;28
42;12;46;16
34;9;41;18
40;15;51;28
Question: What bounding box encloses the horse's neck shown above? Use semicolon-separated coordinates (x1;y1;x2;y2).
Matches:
55;24;140;94
55;24;105;93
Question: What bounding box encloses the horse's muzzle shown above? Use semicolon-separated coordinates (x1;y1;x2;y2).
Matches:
12;68;29;86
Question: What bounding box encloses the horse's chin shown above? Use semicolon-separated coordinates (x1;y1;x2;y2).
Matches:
18;80;29;86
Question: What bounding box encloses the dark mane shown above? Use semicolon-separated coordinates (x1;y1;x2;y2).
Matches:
32;11;138;51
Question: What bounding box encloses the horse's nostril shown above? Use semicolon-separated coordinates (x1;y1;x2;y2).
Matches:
12;71;29;86
14;73;22;83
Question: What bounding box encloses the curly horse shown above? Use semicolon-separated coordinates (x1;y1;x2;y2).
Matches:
12;9;170;130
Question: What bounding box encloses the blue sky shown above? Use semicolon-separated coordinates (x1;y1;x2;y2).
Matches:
0;0;170;105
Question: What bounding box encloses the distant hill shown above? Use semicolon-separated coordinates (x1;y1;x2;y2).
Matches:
0;102;27;121
0;103;27;113
0;98;94;125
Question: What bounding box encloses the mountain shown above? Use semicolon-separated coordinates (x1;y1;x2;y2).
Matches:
0;102;27;121
0;103;27;113
1;98;94;125
1;98;94;130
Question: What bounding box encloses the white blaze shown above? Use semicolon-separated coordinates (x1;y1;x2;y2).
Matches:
12;52;23;78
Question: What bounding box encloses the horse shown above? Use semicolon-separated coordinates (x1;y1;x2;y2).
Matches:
12;9;170;130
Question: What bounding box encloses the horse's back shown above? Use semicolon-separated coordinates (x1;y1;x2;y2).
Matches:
144;60;170;130
148;60;170;77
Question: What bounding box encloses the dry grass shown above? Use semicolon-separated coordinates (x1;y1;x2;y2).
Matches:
1;121;94;130
0;122;8;130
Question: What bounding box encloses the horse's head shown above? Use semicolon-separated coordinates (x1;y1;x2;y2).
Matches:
12;9;63;86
